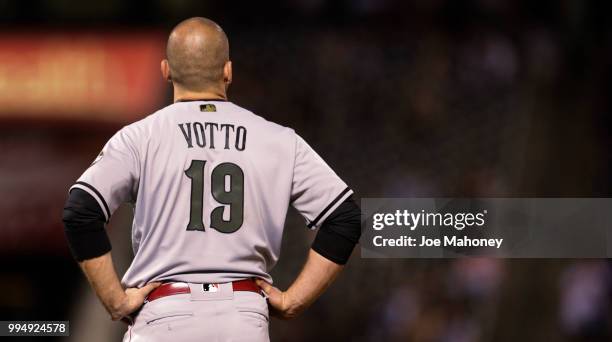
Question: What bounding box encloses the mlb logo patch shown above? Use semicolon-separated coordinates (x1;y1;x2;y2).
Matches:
200;104;217;112
202;283;219;292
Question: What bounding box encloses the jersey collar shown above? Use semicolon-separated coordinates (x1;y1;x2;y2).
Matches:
175;98;228;103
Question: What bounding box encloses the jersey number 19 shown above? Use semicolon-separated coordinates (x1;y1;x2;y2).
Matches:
184;160;244;233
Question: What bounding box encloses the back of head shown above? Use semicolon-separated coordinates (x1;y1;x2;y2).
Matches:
166;17;229;91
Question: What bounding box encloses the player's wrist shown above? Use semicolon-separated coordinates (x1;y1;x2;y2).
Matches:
107;291;130;320
281;289;305;318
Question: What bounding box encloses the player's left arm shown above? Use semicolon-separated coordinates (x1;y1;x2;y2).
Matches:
63;187;159;321
63;127;157;321
78;252;159;320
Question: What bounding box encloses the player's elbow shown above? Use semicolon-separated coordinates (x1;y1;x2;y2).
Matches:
62;206;83;228
63;192;105;234
63;189;111;261
311;197;362;265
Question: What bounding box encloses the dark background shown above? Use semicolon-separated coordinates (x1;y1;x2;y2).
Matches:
0;1;611;341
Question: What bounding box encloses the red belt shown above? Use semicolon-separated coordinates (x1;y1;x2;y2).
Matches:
145;279;262;302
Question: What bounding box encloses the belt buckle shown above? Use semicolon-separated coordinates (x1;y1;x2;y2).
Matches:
202;283;219;293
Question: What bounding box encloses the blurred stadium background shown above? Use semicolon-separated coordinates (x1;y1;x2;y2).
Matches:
0;1;611;341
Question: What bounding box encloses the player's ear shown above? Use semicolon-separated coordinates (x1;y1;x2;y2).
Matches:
161;59;172;82
223;61;232;88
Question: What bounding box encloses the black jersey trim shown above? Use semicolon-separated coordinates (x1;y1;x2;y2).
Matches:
75;181;111;221
176;98;228;103
307;187;351;229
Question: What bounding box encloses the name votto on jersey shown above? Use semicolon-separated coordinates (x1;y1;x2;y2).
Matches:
178;121;247;151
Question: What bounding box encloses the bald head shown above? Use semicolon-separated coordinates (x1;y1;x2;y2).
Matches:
165;17;230;92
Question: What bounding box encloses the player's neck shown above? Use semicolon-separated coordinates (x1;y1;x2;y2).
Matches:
173;87;227;103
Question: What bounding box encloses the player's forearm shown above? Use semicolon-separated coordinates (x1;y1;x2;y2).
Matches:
283;249;343;317
78;252;128;319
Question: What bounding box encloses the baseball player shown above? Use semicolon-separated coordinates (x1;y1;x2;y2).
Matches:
63;17;361;341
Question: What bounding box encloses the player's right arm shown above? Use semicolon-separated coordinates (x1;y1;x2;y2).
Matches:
256;249;343;319
257;134;362;319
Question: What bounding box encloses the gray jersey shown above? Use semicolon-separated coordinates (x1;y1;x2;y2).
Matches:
70;100;352;287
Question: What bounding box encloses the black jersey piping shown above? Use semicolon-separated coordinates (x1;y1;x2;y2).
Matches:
75;181;111;221
307;187;351;228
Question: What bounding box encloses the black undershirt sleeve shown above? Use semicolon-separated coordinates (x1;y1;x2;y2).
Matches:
311;196;362;265
62;188;111;261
